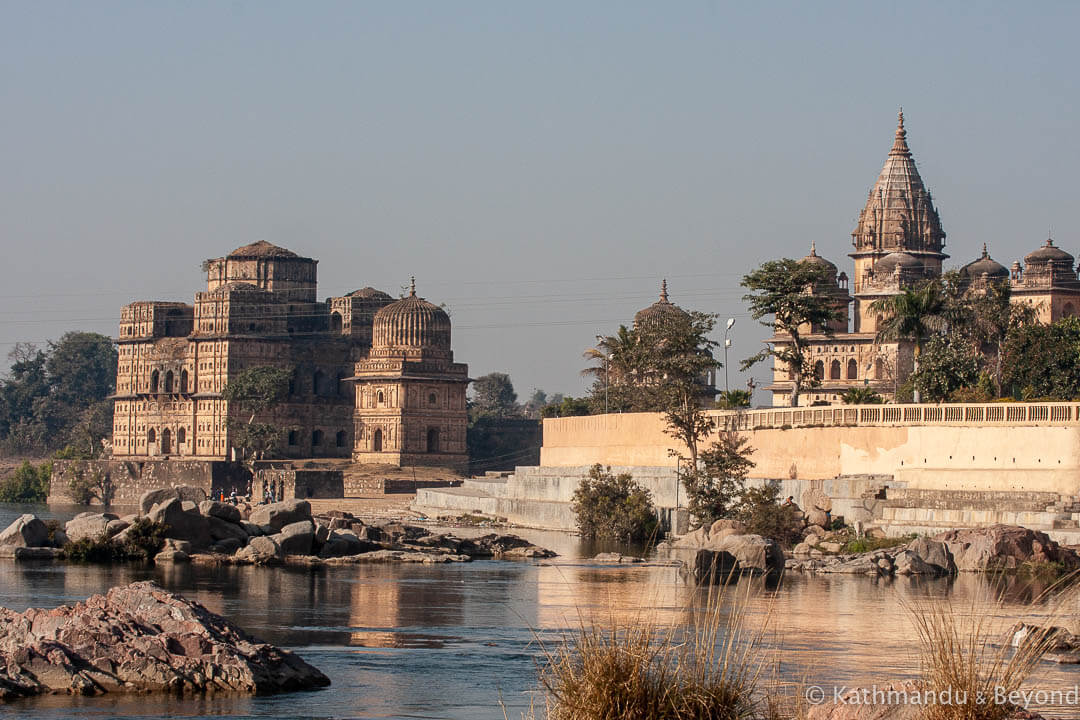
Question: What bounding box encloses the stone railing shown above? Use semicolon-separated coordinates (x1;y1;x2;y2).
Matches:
714;402;1080;431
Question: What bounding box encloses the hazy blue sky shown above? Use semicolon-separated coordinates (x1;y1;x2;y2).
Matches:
3;1;1078;402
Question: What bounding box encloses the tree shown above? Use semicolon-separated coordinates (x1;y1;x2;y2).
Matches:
970;280;1035;396
571;464;658;544
0;461;51;503
742;259;840;407
1002;317;1080;400
905;335;980;403
736;481;803;548
840;387;883;405
583;325;654;413
523;389;548;418
222;366;292;464
869;282;947;403
470;372;520;418
682;431;755;529
540;396;592;418
716;389;752;409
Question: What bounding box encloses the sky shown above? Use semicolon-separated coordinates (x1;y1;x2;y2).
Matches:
3;1;1079;403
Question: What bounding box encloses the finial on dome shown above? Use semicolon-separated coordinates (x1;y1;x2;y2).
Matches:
898;107;904;130
409;276;416;297
890;107;909;155
982;243;989;258
660;279;669;302
810;239;817;256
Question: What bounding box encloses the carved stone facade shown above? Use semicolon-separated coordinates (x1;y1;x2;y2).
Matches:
112;242;468;468
768;111;1079;406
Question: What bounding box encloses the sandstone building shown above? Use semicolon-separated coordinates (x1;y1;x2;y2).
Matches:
766;111;1080;406
112;242;468;467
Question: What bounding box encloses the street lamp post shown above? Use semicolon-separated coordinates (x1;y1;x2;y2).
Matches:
724;317;735;394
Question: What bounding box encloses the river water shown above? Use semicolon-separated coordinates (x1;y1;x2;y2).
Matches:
1;503;1078;720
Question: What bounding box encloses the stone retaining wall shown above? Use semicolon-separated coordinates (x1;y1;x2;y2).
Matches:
50;459;249;506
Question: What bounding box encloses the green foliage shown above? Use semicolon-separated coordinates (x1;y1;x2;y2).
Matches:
222;366;292;463
741;258;841;407
0;460;51;502
840;386;883;405
0;333;117;456
715;389;752;409
1002;316;1080;400
64;461;112;505
572;464;658;544
63;519;168;563
682;431;755;529
540;395;592;418
908;336;980;402
735;481;803;548
469;372;520;418
841;533;914;554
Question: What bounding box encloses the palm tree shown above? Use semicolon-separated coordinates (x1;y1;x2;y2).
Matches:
582;325;646;411
970;280;1035;397
870;282;947;403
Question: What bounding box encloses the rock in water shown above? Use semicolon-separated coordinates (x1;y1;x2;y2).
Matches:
0;514;49;548
0;581;329;698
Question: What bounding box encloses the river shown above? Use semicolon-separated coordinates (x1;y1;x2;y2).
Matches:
1;503;1078;719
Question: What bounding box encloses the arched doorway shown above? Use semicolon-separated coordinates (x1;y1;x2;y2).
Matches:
372;429;383;452
330;312;343;333
180;369;189;394
150;370;159;394
830;360;841;380
813;361;824;380
847;359;858;379
427;427;440;453
161;428;171;454
164;371;174;393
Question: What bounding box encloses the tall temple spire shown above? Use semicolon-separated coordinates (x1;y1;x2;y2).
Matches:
660;278;669;302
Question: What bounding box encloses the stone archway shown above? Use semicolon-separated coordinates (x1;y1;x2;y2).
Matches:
427;427;440;453
373;429;383;452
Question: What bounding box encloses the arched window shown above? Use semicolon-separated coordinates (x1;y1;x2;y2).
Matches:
180;369;189;394
847;359;858;380
813;361;824;380
177;427;186;445
428;392;437;405
150;370;159;394
376;390;385;405
372;429;383;452
330;311;343;333
427;427;440;453
148;428;156;444
830;360;841;380
288;430;298;446
313;370;325;396
336;430;347;447
288;375;296;395
164;370;174;394
312;429;323;446
161;428;171;454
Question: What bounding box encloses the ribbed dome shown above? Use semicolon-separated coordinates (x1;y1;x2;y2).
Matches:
347;287;393;300
800;241;838;272
874;251;922;275
372;279;451;350
960;244;1009;280
634;280;689;330
1025;237;1074;265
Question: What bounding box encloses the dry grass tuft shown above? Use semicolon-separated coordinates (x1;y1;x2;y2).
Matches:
534;582;796;720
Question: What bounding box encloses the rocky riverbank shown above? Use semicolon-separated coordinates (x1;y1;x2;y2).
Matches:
0;486;556;566
0;581;329;699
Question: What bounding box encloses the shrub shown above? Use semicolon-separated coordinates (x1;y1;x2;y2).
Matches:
682;431;755;529
572;465;658;544
0;461;50;502
840;386;883;405
63;520;167;563
64;461;112;505
63;535;123;563
735;481;803;548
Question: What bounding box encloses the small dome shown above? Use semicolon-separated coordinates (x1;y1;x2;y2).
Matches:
228;240;300;259
347;287;393;301
960;244;1009;280
634;280;690;330
799;241;838;273
372;278;451;350
874;251;922;275
1025;237;1074;265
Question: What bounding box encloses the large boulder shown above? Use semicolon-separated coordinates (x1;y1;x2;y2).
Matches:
892;549;936;576
273;520;314;556
705;519;748;548
249;500;312;534
805;508;829;528
716;533;784;575
318;530;378;558
0;581;328;698
199;500;241;523
236;535;283;564
138;486;207;514
64;514;113;543
148;498;211;549
906;537;957;575
933;524;1080;572
692;549;740;584
207;515;249;544
0;514;49;548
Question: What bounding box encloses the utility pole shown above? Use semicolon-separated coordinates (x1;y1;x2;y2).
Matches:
724;317;735;394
